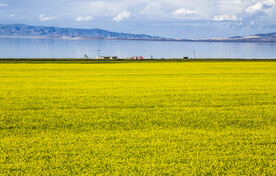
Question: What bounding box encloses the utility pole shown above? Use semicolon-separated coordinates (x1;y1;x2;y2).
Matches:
97;50;101;57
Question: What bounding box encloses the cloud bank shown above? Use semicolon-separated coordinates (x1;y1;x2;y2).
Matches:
171;8;196;18
39;14;56;21
0;4;8;7
0;0;275;38
246;0;275;15
76;16;93;22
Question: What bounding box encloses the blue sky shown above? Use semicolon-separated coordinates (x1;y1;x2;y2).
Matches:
0;0;275;39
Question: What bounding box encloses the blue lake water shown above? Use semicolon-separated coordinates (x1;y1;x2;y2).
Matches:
0;37;276;59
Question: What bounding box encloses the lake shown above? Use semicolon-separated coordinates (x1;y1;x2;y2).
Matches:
1;37;276;59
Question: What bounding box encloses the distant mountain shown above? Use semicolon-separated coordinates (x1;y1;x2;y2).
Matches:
209;32;276;42
0;24;164;40
1;24;275;43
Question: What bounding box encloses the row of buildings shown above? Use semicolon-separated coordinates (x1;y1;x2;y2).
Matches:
84;55;188;60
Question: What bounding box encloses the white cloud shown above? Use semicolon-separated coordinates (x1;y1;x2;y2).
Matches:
136;2;168;20
39;14;56;21
83;1;128;16
213;14;239;21
0;4;8;7
136;0;169;20
171;9;196;16
245;0;275;15
113;11;131;22
9;14;15;17
139;3;162;15
75;16;93;22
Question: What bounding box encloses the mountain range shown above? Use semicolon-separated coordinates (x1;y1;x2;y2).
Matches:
0;24;163;40
204;32;276;42
0;24;276;42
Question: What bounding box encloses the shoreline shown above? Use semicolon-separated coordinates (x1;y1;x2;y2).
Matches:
1;35;276;43
1;58;276;63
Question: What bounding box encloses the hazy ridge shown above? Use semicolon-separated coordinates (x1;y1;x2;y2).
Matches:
1;24;276;42
0;24;164;40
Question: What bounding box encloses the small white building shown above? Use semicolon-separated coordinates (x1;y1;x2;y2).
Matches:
97;56;118;59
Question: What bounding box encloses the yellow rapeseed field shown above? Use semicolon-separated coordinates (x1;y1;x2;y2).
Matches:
0;61;275;175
